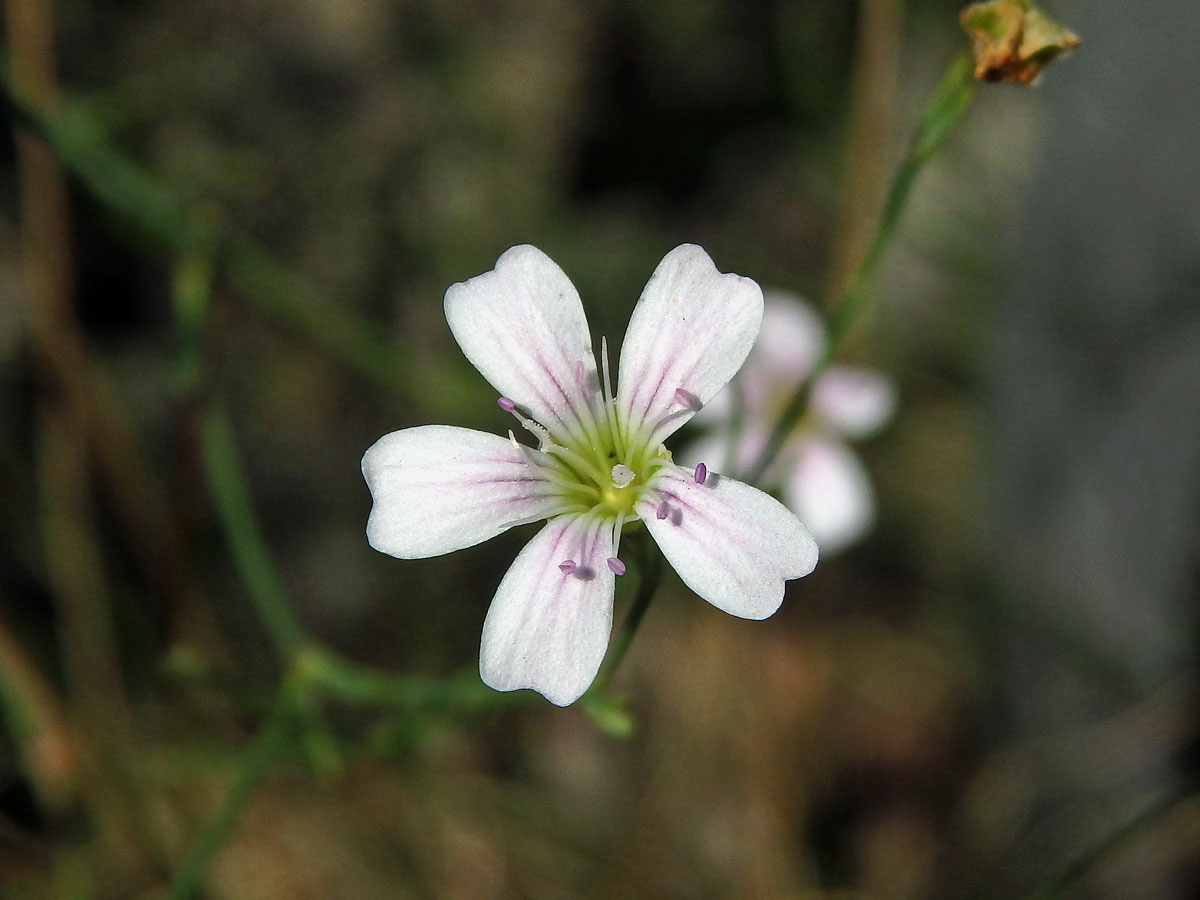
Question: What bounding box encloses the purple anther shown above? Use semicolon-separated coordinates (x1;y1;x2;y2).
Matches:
694;462;708;485
674;387;699;409
656;501;670;520
497;397;516;412
607;557;626;576
558;560;577;575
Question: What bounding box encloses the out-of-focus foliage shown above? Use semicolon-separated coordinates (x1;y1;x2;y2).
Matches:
1;1;1197;899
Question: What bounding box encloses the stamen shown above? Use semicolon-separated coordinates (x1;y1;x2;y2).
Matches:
674;388;699;410
506;429;547;469
559;560;577;576
611;464;635;489
656;500;670;520
645;402;698;445
600;336;625;458
501;404;607;490
610;511;626;562
498;400;557;452
600;337;615;404
546;442;609;489
694;462;707;485
607;557;626;576
513;414;553;451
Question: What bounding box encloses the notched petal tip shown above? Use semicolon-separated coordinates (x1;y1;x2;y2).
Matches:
361;425;557;560
617;245;765;446
641;468;818;620
444;246;602;449
479;516;615;707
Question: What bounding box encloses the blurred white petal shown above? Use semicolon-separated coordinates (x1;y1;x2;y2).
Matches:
677;423;771;481
755;291;825;386
812;365;897;439
783;436;875;554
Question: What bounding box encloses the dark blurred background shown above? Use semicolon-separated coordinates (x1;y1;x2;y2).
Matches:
2;1;1198;898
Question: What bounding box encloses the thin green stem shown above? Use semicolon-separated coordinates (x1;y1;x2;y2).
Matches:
298;647;533;714
197;406;306;656
169;209;218;399
0;59;411;398
1024;784;1199;899
589;535;664;698
744;54;976;485
164;686;296;900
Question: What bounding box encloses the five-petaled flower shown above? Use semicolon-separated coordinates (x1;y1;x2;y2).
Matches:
362;245;818;706
684;292;896;554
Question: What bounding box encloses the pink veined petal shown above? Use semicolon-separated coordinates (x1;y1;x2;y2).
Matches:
812;366;897;439
479;513;615;707
616;245;763;447
637;466;818;620
782;436;875;554
362;425;559;559
444;246;603;447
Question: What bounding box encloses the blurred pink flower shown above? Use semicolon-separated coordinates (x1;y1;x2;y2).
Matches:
362;246;818;706
684;293;896;554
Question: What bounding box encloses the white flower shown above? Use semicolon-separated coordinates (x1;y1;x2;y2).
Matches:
362;246;818;706
685;292;896;555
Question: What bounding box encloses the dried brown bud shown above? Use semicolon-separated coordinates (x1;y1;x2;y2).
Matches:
960;0;1080;86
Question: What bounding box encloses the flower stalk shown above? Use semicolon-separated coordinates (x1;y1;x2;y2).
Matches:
745;53;976;485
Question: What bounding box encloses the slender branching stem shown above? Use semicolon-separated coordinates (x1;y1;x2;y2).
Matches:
1025;783;1199;899
198;407;307;656
591;535;664;697
744;54;976;485
164;685;296;900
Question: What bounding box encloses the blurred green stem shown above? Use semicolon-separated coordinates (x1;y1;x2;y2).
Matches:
164;685;296;900
0;604;75;810
198;407;307;656
827;0;902;298
744;54;976;485
170;210;218;398
1025;784;1199;899
589;536;664;699
0;58;412;398
298;648;532;714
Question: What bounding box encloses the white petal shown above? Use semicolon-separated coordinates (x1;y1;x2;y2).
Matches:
444;246;602;446
362;425;558;559
616;245;763;446
479;514;615;706
637;466;817;620
812;366;897;439
782;436;875;554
